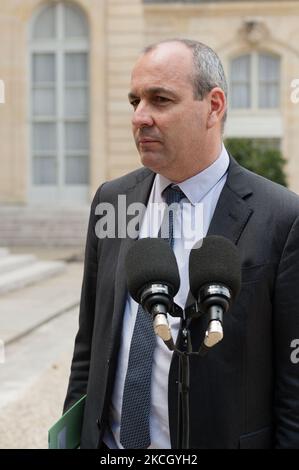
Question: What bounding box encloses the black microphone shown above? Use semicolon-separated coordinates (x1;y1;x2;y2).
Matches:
189;235;241;354
125;238;181;350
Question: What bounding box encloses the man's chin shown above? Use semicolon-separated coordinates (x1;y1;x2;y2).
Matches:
140;153;164;173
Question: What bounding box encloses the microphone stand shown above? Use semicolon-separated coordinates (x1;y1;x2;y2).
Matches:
165;301;224;449
175;313;192;449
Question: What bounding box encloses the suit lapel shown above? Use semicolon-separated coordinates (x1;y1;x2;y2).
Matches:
110;171;156;354
207;157;253;243
184;158;254;311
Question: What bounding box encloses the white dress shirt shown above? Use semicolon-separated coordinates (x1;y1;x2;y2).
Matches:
104;145;230;449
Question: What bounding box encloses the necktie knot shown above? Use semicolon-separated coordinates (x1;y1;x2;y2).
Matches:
160;185;186;247
163;185;186;206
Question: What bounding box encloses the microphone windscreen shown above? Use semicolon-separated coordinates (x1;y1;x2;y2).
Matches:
125;238;180;303
189;235;241;299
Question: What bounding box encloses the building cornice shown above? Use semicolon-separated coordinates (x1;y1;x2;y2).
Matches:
144;1;299;17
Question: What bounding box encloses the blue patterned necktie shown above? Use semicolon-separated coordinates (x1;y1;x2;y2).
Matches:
119;185;186;449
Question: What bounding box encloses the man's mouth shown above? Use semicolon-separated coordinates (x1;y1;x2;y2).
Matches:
138;137;161;145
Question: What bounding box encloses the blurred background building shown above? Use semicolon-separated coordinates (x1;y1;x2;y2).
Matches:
1;0;299;246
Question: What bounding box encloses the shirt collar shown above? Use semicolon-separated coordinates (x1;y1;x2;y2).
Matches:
155;144;230;206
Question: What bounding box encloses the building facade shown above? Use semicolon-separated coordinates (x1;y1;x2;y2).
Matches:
0;0;299;211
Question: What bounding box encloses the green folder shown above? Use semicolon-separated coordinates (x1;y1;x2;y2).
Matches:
48;395;86;449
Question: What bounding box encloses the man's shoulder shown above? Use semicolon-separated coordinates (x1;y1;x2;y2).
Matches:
93;167;154;202
230;159;299;216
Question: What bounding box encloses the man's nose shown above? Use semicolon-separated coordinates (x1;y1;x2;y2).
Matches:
132;102;154;128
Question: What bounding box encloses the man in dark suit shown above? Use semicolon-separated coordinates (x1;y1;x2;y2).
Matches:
64;39;299;449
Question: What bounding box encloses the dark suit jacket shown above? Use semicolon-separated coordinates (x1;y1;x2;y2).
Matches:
64;157;299;449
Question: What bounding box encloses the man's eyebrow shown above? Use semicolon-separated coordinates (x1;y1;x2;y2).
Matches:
128;92;138;101
128;87;177;100
147;87;177;97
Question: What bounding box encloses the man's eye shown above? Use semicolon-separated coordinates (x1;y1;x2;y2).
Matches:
130;99;140;109
154;96;169;103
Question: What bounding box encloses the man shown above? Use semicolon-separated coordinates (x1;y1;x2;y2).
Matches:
64;39;299;449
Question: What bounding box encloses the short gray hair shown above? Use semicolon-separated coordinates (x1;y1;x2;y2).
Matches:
143;38;228;127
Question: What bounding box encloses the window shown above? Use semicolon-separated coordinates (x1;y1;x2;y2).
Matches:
230;54;251;109
230;52;280;110
258;54;280;109
30;2;89;189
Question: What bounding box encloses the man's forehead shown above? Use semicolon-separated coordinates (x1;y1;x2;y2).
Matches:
131;45;194;92
129;71;193;98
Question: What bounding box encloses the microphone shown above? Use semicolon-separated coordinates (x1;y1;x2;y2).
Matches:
125;238;181;350
189;235;241;354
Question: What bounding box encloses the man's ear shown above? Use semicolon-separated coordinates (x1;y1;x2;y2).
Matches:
207;87;226;129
